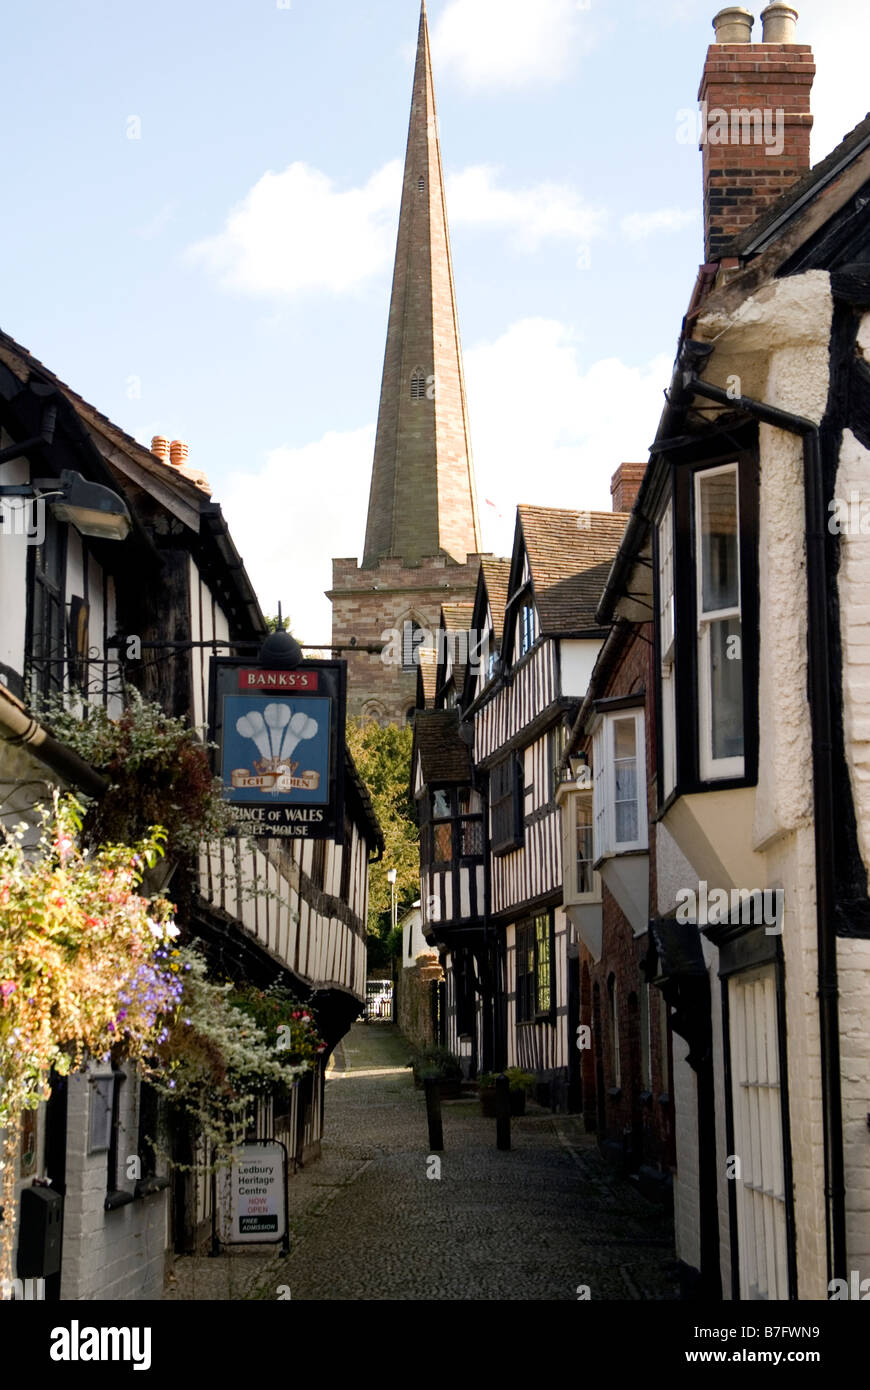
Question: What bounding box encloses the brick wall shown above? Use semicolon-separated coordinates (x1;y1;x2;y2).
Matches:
398;952;443;1050
699;41;815;259
329;553;480;723
579;622;672;1179
60;1066;168;1301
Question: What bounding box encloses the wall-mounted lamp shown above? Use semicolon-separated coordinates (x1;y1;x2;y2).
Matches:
0;469;131;541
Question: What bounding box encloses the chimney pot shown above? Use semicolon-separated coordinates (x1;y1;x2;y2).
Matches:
169;440;189;468
761;2;798;43
151;435;170;463
712;6;755;43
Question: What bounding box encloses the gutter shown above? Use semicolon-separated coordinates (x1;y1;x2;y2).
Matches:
0;684;108;798
681;367;848;1290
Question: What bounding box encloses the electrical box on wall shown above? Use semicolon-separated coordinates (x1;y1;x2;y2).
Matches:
16;1185;63;1279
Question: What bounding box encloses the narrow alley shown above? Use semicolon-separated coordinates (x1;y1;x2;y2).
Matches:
237;1023;679;1302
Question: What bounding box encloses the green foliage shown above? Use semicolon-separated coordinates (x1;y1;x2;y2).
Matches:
410;1045;462;1083
477;1067;536;1093
151;949;310;1157
38;690;231;860
345;718;419;941
265;614;292;633
228;983;326;1066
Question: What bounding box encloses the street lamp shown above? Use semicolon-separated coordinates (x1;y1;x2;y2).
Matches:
387;868;398;933
0;469;131;541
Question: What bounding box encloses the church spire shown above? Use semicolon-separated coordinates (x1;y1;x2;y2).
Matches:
362;1;481;569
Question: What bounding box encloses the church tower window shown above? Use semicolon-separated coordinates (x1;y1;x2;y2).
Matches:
410;369;427;401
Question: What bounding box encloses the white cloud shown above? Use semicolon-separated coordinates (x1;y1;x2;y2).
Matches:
464;319;670;554
449;165;607;250
187;161;402;297
219;425;375;644
432;0;597;90
190;160;604;297
620;207;699;242
218;320;669;642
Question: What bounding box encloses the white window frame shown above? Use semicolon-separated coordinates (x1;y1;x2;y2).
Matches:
591;709;648;859
556;786;601;905
658;498;677;799
694;463;744;782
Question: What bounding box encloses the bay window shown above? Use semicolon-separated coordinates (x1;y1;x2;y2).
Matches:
695;465;744;780
653;444;758;800
426;787;484;865
592;710;647;859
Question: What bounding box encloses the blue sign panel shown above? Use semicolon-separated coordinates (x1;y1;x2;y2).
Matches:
221;695;331;805
210;658;346;842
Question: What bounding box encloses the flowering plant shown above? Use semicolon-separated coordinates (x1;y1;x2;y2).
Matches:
229;983;327;1066
0;793;182;1291
38;690;231;860
150;951;311;1158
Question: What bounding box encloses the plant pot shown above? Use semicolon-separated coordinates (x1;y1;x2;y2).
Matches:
478;1086;526;1117
140;859;178;897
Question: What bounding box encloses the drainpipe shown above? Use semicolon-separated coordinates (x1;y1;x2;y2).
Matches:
0;684;107;798
681;363;847;1288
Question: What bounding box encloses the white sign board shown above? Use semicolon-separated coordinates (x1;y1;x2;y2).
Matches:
219;1142;287;1244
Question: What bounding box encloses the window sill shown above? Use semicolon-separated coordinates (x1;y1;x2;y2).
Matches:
607;1086;622;1101
104;1190;135;1212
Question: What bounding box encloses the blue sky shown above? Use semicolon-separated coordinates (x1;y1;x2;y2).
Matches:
0;0;866;640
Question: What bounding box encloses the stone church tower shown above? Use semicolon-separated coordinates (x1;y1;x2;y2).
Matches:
328;1;482;725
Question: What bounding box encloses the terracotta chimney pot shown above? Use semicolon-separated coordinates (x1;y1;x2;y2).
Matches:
169;440;189;468
151;435;170;464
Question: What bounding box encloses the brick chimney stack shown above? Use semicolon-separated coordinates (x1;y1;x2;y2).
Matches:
700;5;815;260
611;463;647;514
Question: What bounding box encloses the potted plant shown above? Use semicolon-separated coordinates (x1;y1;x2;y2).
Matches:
411;1045;463;1100
477;1068;536;1117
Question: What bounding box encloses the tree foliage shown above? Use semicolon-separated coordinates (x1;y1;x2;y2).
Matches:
345;718;419;948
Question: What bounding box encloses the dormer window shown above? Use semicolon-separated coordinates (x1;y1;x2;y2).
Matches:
519;600;536;656
410;369;427;400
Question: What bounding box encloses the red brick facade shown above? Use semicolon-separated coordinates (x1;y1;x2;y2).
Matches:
700;42;815;258
578;621;675;1188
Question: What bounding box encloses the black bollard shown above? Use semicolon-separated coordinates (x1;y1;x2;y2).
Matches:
424;1076;444;1151
495;1073;511;1151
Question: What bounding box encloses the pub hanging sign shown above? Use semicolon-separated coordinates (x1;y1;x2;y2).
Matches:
210;656;346;842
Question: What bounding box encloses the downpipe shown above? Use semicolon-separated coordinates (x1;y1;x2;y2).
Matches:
683;365;847;1288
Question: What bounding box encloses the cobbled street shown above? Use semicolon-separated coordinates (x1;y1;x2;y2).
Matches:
168;1023;679;1301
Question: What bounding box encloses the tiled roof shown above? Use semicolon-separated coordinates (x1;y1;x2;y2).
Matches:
518;506;629;634
441;602;474;630
418;646;439;707
728;110;870;257
440;602;474;700
414;709;472;785
480;557;511;641
0;326;211;497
